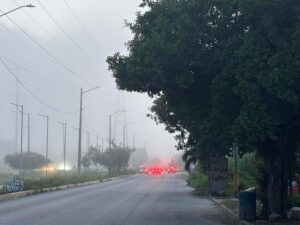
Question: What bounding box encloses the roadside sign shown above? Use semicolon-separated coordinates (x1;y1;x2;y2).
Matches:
3;180;24;192
209;158;228;195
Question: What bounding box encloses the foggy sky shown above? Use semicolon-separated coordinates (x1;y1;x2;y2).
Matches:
0;0;177;167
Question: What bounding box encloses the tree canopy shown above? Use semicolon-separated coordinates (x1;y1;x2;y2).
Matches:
82;145;133;174
107;0;300;217
4;152;51;170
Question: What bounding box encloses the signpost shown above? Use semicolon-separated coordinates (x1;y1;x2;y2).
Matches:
209;158;228;195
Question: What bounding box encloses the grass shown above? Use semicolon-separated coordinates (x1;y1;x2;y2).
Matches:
187;168;208;195
289;193;300;207
0;169;136;194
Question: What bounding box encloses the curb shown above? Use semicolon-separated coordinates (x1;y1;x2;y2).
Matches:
208;196;253;225
0;174;133;202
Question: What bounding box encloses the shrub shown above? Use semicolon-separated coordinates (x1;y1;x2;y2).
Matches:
187;167;208;194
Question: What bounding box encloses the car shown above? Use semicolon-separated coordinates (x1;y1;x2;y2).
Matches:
139;165;148;174
167;166;176;173
149;167;162;175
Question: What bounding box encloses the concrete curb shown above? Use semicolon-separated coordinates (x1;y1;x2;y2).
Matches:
0;174;132;202
208;196;253;225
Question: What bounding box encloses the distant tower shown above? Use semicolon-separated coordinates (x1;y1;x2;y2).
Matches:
112;91;127;147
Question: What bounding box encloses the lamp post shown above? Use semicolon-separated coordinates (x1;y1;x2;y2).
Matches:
109;110;126;150
0;4;35;18
77;86;100;174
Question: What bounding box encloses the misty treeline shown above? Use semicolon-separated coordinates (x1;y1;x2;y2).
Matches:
107;0;300;218
4;152;51;170
82;144;133;174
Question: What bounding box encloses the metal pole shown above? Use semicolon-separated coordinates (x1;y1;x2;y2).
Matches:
64;124;67;171
20;105;23;172
0;4;35;18
78;89;83;173
27;113;30;153
46;116;49;175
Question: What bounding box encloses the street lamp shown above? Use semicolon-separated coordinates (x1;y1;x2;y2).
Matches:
0;4;35;18
109;110;126;150
77;86;100;174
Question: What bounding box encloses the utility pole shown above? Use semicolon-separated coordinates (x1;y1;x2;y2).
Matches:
27;113;30;152
58;122;67;171
77;86;100;174
39;114;49;174
78;88;83;173
11;103;23;173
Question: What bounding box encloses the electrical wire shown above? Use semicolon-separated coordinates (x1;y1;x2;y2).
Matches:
36;0;102;70
11;0;68;50
62;0;105;52
0;10;92;86
0;22;41;53
0;56;79;115
0;54;78;94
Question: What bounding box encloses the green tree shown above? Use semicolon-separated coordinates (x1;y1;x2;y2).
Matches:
107;0;300;217
4;152;51;170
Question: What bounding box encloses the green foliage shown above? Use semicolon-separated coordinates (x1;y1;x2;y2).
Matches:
81;145;133;174
4;152;51;170
289;194;300;207
107;0;300;216
187;167;208;194
228;153;259;191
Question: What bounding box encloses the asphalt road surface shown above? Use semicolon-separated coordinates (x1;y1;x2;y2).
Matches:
0;173;235;225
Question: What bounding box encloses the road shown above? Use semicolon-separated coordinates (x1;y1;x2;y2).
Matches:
0;173;234;225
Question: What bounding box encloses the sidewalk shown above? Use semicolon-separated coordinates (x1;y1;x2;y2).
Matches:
209;196;299;225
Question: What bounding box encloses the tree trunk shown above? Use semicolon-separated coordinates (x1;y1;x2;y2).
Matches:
262;141;289;218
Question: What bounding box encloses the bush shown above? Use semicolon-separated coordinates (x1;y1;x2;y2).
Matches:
289;193;300;207
187;167;208;194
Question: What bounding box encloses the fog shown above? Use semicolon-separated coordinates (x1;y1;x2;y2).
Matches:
0;0;177;168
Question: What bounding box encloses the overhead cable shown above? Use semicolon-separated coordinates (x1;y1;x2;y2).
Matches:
0;10;92;86
0;56;79;115
36;0;102;70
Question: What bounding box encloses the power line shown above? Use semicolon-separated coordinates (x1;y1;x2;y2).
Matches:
0;56;79;115
0;22;41;53
0;10;92;86
36;0;102;70
62;0;104;52
11;0;68;50
0;54;77;94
